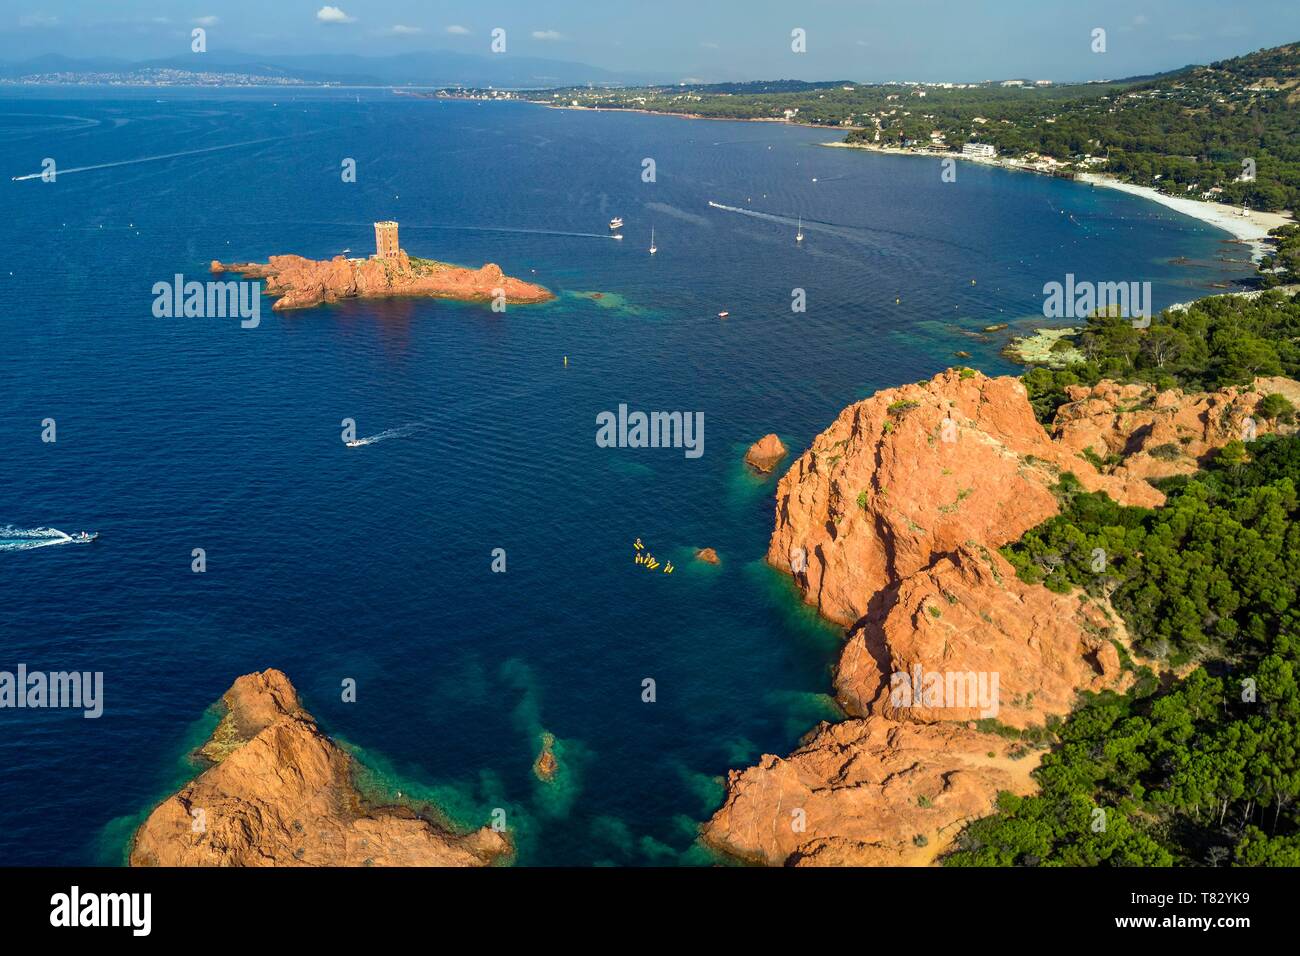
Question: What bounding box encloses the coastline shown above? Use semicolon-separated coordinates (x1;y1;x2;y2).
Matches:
434;97;1293;266
1075;172;1293;261
822;139;1293;262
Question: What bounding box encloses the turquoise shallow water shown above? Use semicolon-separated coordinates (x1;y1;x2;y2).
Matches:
0;88;1254;865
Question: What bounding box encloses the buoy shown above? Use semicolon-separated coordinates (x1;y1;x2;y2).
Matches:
895;297;900;304
563;355;568;367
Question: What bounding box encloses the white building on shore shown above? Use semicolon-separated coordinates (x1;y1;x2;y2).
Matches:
961;142;996;158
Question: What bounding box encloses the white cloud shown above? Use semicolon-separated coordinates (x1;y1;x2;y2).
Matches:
388;24;422;35
18;14;59;27
194;15;219;27
701;41;719;49
445;24;470;35
316;6;355;24
532;30;563;41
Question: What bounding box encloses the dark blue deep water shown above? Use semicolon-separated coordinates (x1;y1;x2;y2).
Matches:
0;88;1254;865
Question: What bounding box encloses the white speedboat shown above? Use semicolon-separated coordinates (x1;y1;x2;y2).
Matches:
70;531;98;543
796;216;804;242
609;217;624;230
649;227;657;255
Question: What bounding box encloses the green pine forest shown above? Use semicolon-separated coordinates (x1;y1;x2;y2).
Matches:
944;293;1300;867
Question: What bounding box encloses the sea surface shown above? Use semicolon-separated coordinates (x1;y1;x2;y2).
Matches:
0;87;1255;865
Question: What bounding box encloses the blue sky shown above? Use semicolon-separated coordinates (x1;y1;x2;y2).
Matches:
3;0;1298;81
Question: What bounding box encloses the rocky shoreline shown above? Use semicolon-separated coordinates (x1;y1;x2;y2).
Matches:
212;250;553;311
130;669;509;867
701;367;1298;866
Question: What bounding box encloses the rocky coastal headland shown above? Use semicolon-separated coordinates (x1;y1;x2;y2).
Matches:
211;250;554;311
130;669;509;867
702;367;1297;865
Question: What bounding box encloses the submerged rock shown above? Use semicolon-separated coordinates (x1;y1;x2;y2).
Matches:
130;669;509;867
533;731;559;783
694;547;721;564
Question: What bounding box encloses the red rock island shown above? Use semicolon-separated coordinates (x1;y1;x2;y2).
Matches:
212;220;554;311
130;669;509;867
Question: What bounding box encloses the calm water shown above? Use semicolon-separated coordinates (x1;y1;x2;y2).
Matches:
0;88;1253;865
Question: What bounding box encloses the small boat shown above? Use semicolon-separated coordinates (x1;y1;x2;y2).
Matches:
649;227;657;255
70;531;98;544
796;216;804;243
718;311;729;318
612;234;624;240
609;217;624;230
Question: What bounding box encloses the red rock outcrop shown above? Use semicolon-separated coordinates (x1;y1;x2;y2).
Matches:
130;669;509;867
1051;378;1297;482
695;547;721;564
533;731;559;783
702;716;1039;866
834;544;1128;726
770;369;1160;629
704;369;1286;866
211;250;553;311
744;433;788;473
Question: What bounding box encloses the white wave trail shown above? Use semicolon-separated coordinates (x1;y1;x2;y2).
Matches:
396;223;620;240
0;526;73;552
344;381;568;451
345;423;424;448
10;137;279;181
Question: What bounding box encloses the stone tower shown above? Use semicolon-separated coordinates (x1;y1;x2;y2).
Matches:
373;221;399;259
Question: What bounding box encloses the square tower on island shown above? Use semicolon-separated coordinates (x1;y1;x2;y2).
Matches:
373;221;399;259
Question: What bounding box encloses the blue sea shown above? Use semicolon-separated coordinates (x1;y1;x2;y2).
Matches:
0;87;1254;865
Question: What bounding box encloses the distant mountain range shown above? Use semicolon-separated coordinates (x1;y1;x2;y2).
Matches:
0;50;672;88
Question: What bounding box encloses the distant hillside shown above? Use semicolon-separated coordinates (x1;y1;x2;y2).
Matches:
520;42;1300;214
0;49;670;89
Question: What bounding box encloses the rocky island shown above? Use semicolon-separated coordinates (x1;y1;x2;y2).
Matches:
212;220;553;312
702;367;1298;866
130;669;510;867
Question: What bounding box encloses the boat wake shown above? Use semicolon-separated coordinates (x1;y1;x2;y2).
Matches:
0;526;75;553
10;137;281;181
345;423;424;448
706;199;887;248
397;223;620;241
706;199;978;254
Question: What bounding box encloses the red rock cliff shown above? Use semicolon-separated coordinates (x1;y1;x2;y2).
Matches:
703;369;1296;866
130;669;509;867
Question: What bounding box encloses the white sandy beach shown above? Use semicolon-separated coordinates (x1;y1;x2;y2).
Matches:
823;140;1293;262
1075;173;1292;261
